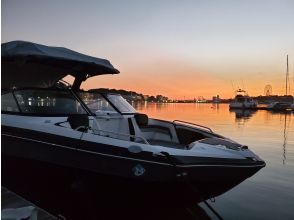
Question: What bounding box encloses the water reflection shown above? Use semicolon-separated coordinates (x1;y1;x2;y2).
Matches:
211;103;220;112
265;111;293;164
133;102;168;112
282;113;292;164
229;108;257;122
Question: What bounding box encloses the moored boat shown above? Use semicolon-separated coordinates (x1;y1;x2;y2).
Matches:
267;102;292;111
229;89;257;109
1;41;266;215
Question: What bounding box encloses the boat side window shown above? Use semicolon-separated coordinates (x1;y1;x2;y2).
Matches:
1;92;20;112
237;97;245;103
77;92;117;115
13;89;87;115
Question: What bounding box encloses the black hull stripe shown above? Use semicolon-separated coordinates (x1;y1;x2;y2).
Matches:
2;133;265;168
3;124;263;166
2;133;171;166
2;124;166;163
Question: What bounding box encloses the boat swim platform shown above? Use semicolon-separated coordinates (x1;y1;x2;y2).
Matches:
1;187;58;220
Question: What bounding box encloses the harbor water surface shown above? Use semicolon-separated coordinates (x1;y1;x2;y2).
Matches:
134;102;294;220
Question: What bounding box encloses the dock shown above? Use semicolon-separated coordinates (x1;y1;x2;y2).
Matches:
230;106;294;111
1;187;58;220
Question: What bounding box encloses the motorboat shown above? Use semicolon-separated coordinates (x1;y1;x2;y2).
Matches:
2;41;266;214
229;89;257;109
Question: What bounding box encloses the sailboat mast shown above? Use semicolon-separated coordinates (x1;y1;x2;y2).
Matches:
286;55;289;95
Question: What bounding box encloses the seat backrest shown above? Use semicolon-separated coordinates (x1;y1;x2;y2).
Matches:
68;115;89;131
134;113;148;126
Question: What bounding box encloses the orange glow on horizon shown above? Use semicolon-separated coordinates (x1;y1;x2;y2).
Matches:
79;74;291;100
62;58;294;100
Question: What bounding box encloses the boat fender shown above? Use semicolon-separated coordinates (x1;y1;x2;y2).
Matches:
128;145;143;153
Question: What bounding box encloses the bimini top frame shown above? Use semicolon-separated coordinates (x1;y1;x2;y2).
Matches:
1;41;119;90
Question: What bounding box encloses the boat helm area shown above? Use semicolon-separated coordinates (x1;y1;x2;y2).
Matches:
1;87;243;151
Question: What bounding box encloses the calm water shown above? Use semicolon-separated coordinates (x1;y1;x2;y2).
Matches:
134;103;294;220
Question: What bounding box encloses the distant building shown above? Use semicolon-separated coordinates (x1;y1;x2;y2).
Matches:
197;96;207;103
212;95;221;103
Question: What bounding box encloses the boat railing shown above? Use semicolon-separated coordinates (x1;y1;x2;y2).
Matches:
173;120;213;133
90;128;150;145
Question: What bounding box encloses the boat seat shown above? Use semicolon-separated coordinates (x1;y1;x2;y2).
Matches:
68;115;89;132
134;113;173;138
128;114;174;143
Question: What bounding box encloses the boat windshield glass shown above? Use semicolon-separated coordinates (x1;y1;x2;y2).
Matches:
77;92;117;115
1;92;20;112
106;94;136;114
9;89;87;115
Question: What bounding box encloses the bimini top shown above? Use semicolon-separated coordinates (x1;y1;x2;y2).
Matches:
1;41;119;89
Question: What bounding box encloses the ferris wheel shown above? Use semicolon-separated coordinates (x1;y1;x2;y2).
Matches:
264;85;272;96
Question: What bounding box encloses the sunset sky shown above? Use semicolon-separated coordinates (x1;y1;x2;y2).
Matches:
2;0;294;99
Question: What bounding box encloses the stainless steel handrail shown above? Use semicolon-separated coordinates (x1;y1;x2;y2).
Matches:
173;120;213;133
90;128;150;145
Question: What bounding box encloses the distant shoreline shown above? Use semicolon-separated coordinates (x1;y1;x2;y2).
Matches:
88;88;294;104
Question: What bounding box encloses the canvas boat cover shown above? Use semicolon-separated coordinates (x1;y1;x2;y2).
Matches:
1;41;119;89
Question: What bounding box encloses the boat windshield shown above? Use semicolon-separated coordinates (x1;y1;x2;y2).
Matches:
77;92;136;115
106;94;136;114
1;89;87;115
77;92;117;115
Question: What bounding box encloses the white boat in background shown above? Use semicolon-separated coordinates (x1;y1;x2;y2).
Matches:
229;89;257;109
266;55;294;111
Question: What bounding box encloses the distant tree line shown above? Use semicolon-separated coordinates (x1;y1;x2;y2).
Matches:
88;88;169;102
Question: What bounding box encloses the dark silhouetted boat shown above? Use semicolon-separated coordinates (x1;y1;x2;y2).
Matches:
2;41;266;217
